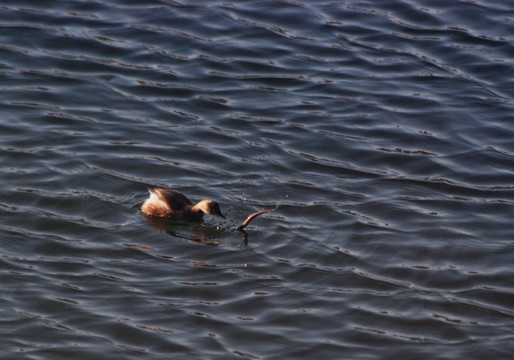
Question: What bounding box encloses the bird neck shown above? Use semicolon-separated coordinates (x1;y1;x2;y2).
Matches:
192;200;210;214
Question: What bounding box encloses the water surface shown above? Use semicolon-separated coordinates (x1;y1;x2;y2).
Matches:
1;0;513;359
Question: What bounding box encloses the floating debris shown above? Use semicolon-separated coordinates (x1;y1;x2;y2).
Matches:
237;209;274;230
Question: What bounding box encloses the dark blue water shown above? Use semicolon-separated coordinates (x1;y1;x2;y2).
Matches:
1;1;513;359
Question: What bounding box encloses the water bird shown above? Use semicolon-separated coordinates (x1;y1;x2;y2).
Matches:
141;188;225;221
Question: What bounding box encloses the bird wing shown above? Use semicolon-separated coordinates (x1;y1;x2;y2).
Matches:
150;188;192;211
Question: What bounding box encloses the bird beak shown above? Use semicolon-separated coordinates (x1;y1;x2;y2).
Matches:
218;211;225;219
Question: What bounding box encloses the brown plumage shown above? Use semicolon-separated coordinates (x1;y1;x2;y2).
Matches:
141;188;224;221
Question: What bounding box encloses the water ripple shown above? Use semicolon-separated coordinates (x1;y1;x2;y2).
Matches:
1;0;513;359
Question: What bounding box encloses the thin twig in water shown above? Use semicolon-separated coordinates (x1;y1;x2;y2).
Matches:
237;209;274;230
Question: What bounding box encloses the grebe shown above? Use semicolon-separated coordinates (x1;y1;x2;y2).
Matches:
141;188;225;221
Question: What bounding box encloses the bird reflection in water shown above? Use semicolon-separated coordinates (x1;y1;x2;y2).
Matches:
143;215;255;247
